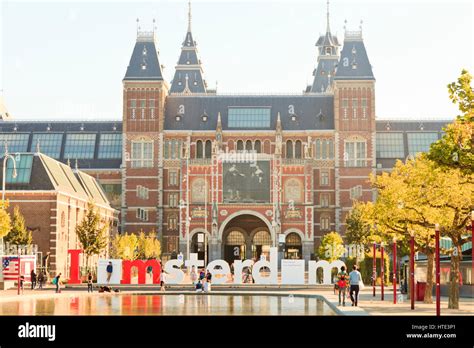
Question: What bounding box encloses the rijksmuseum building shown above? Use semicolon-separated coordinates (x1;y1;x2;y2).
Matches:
0;4;449;264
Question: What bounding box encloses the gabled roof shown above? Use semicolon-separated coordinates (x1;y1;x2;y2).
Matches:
334;33;375;81
310;58;339;93
123;32;164;81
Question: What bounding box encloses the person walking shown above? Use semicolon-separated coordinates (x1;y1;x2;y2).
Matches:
190;266;198;285
160;270;167;291
53;273;61;293
106;262;113;283
87;271;93;293
349;265;362;307
30;270;37;290
19;275;25;294
337;266;349;306
37;271;45;290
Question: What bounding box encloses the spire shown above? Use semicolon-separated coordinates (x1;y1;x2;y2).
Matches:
188;0;192;33
170;1;207;94
326;0;331;34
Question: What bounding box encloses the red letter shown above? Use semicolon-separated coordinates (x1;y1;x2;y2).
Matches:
121;259;161;284
68;249;82;284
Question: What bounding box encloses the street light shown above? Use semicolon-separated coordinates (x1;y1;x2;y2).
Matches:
435;223;440;316
393;236;397;304
409;230;415;310
1;148;17;290
372;240;376;297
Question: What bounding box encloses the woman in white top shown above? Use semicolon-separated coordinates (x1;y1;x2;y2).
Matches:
190;266;198;285
160;271;166;291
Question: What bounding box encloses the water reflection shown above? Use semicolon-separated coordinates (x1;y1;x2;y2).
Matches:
0;294;336;316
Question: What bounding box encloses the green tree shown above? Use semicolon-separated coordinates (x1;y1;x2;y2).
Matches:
0;201;11;239
75;202;108;270
317;231;345;262
428;69;474;175
345;203;374;258
4;205;32;246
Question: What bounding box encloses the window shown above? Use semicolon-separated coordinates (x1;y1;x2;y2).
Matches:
149;100;155;108
245;140;253;151
350;185;363;200
254;140;261;153
407;133;439;156
140;100;146;108
164;139;182;159
236;140;244;152
168;215;178;230
342;99;348;119
376;133;404;158
136;185;149;200
169;193;179;207
320;193;329;207
196;140;203;158
352;98;358;118
205;140;212;158
315;139;334;160
31;133;63;158
5;153;33;184
320;170;329;186
168;170;178;186
131;139;153;168
344;140;366;167
361;98;367;118
0;133;29;153
286;140;293;159
320;215;330;231
98;133;122;159
228;108;271;128
295;140;302;159
64;133;96;159
136;208;149;221
130;100;137;108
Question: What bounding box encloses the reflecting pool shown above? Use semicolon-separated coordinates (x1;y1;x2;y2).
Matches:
0;294;336;316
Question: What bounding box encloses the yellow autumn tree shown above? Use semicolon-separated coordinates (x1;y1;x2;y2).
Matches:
0;200;12;239
111;232;138;260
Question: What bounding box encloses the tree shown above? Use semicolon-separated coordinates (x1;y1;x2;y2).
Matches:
0;201;11;239
345;203;375;258
110;233;138;260
137;231;161;259
75;202;108;270
362;155;473;307
428;69;474;175
4;205;32;246
317;231;344;262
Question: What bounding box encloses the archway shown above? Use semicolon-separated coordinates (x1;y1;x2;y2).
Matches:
285;232;302;259
220;213;272;264
190;230;210;265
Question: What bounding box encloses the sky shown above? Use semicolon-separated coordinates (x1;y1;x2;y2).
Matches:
0;0;473;121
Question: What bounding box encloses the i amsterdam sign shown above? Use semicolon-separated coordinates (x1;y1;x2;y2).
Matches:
67;248;345;286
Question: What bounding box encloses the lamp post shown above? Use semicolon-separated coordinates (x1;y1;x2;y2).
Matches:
380;242;384;301
435;223;440;316
1;148;18;291
393;237;397;304
409;230;415;310
372;241;376;297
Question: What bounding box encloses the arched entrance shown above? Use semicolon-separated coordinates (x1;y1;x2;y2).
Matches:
221;213;273;264
285;232;303;259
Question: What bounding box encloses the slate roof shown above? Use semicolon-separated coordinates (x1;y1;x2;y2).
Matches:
0;153;112;207
310;57;339;93
164;95;335;131
123;33;164;81
334;35;375;81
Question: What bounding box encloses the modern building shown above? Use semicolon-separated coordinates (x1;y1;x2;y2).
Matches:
0;3;451;263
0;152;117;276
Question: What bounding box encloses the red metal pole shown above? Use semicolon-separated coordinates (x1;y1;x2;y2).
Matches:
381;245;384;301
410;235;415;310
435;224;440;316
17;253;20;295
372;242;376;297
393;240;397;304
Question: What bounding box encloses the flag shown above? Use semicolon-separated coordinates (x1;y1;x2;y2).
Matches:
2;257;20;281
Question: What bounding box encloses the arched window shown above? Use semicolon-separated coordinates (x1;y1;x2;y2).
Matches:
286;233;301;246
196;140;203;158
245;140;253;151
237;140;244;152
253;231;272;245
295;140;302;159
286;140;293;159
205;140;212;159
254;140;261;153
226;230;246;245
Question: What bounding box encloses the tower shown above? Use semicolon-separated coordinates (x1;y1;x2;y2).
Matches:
333;22;376;233
122;24;169;236
169;1;207;94
308;0;340;94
